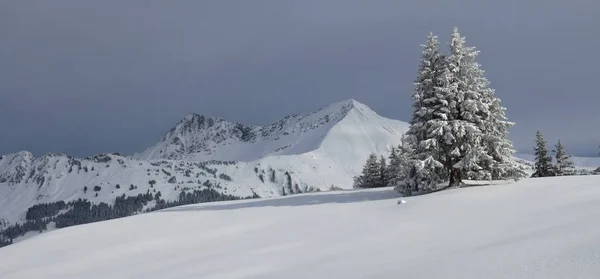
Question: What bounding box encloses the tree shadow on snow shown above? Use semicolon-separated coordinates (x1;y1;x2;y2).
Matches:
160;189;402;212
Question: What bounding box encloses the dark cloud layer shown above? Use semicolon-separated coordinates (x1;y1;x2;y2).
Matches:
1;0;599;157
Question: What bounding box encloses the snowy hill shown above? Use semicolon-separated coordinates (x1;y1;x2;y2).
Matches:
2;175;600;278
0;99;408;242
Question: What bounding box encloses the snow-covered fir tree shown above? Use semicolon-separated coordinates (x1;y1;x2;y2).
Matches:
443;27;498;185
553;140;575;176
398;28;523;194
403;32;450;190
378;155;388;188
353;153;383;188
532;131;554;177
386;147;399;186
387;137;414;190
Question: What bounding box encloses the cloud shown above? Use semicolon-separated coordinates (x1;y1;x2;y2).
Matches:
1;0;599;156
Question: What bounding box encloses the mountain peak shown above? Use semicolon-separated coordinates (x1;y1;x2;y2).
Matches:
342;98;360;107
135;99;397;161
323;98;372;114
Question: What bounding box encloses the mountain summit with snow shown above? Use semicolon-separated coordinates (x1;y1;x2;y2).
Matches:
134;99;407;162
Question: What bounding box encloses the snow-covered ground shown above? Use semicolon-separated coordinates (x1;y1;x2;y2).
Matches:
2;175;600;279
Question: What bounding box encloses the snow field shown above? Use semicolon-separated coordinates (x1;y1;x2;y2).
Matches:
2;175;600;278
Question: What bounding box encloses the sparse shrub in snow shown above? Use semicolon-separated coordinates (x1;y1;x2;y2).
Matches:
168;176;177;184
93;186;101;192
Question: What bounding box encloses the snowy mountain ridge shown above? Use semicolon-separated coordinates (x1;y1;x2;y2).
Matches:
134;99;388;161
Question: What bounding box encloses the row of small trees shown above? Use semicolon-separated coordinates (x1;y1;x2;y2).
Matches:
353;142;412;189
532;131;575;177
355;28;525;195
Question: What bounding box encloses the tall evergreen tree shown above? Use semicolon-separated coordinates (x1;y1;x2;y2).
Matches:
532;131;554;177
404;32;450;191
401;28;522;193
443;27;496;185
553;140;575;176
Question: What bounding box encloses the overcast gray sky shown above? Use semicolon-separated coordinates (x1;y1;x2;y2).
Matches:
1;0;599;157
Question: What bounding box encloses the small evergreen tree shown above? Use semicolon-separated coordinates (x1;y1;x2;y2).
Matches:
378;155;388;188
403;156;445;196
532;131;554;177
386;147;399;186
553;140;575;176
387;137;414;190
353;153;382;188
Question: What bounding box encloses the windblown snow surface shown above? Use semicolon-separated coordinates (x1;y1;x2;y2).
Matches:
2;175;600;279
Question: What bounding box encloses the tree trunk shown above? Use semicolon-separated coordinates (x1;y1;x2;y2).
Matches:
449;167;463;187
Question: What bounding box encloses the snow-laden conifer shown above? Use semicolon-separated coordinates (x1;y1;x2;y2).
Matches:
353;153;381;188
404;32;450;190
532;131;554;177
553;140;575;176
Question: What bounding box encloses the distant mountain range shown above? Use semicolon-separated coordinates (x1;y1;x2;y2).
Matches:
0;99;409;243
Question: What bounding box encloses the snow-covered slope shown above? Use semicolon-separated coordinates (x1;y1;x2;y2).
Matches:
0;99;408;232
0;153;250;225
2;176;600;279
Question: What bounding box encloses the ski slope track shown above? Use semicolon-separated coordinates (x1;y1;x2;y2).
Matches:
0;99;408;227
2;176;600;278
